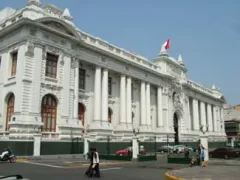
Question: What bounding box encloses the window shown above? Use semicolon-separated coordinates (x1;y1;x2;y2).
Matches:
0;56;1;68
108;77;112;95
79;68;86;90
108;107;113;123
78;103;85;126
41;94;57;132
11;52;18;76
5;93;15;131
45;53;58;78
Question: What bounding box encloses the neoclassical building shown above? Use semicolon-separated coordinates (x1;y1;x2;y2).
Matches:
0;0;226;142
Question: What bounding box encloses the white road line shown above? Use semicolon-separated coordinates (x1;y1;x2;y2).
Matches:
100;167;122;171
24;161;64;168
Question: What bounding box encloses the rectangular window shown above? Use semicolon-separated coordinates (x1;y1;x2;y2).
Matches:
79;68;86;90
11;51;18;76
45;53;58;78
0;56;1;68
108;77;112;95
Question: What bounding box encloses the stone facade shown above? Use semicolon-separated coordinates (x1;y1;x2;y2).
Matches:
0;0;226;142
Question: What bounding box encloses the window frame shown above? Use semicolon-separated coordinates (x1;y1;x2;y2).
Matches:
79;68;86;90
11;51;18;76
45;52;58;79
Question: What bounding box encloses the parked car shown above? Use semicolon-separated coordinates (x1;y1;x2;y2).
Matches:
115;147;147;156
209;148;240;159
157;145;173;153
173;145;193;153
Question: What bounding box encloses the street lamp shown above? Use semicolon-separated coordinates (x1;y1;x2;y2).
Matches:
200;124;209;135
133;128;140;136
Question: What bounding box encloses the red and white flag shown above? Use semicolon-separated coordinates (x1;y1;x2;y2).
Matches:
164;39;170;49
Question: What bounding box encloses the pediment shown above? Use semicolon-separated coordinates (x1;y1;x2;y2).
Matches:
41;21;74;37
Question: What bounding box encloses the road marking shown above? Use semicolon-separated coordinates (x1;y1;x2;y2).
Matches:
24;161;64;168
101;167;122;171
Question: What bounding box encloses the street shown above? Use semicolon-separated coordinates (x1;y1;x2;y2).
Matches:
0;160;167;180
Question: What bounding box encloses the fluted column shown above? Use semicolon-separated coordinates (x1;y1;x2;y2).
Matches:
146;83;151;126
140;81;146;125
213;106;217;132
94;66;101;121
207;104;213;131
157;87;163;127
120;74;126;124
101;69;108;121
73;61;79;120
192;99;199;130
200;102;206;128
220;108;225;133
126;77;132;124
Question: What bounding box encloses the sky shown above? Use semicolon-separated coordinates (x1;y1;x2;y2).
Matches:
1;0;239;105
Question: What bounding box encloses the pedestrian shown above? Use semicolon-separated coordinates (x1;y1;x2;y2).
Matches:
184;144;190;158
85;148;94;177
89;148;100;178
200;146;206;167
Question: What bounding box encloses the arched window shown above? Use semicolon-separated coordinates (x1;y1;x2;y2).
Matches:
78;103;85;127
41;94;57;132
108;107;113;123
5;93;15;131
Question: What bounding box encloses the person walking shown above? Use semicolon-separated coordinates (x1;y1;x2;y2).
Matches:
89;148;100;178
200;146;206;167
85;148;94;177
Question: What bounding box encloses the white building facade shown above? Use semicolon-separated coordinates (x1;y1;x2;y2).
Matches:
0;0;226;142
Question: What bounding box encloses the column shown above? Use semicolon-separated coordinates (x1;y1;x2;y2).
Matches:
207;104;213;131
157;87;163;127
146;83;151;126
140;81;146;125
200;101;207;128
187;97;192;130
73;61;79;120
192;99;199;130
93;66;101;121
120;74;126;124
101;69;108;121
213;106;217;132
126;77;132;124
220;108;225;134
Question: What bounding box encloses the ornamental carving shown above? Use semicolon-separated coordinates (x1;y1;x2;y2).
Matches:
42;21;74;37
42;46;46;60
71;57;77;69
60;52;65;66
47;46;60;54
25;41;35;57
41;83;62;91
173;92;183;111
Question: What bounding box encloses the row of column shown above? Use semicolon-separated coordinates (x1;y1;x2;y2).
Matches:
73;65;165;129
191;98;223;132
119;75;132;124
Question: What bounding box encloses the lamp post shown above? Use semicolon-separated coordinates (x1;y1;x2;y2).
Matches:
199;124;209;162
132;128;140;160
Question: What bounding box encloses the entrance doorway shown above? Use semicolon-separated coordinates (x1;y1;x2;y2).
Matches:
173;112;179;145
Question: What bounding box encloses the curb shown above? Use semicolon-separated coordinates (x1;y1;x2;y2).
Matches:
16;158;28;162
165;171;184;180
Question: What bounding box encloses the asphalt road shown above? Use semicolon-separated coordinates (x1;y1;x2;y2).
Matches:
0;162;167;180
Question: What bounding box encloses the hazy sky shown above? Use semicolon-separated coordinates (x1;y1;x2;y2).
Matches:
1;0;239;105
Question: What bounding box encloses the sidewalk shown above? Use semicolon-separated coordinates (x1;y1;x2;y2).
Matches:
17;154;86;160
166;165;240;180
